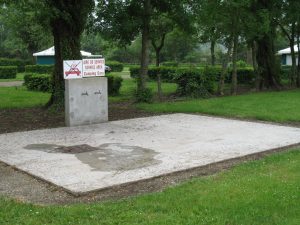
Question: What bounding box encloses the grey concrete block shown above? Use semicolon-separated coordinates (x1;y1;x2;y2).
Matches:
65;77;108;127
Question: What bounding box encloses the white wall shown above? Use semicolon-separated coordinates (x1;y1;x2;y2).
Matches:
286;55;299;65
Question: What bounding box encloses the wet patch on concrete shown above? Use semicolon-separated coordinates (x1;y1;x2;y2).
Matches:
24;143;161;172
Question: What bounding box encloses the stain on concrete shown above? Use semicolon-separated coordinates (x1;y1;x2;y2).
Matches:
24;143;160;172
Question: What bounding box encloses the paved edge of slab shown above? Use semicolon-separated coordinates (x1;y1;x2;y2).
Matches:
1;142;299;197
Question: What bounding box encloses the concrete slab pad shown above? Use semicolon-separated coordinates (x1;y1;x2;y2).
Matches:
0;114;300;194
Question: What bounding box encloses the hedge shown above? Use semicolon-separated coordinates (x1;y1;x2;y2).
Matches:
0;58;33;72
107;75;123;96
129;66;176;82
174;69;215;98
25;65;54;74
227;67;255;84
24;73;52;92
280;65;291;80
106;61;124;72
161;61;179;67
24;73;123;96
0;66;17;79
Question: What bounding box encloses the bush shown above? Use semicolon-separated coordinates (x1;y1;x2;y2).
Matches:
0;58;32;72
25;65;54;74
202;66;223;81
161;61;179;67
280;65;291;80
130;66;177;82
107;75;123;96
24;73;52;92
129;66;140;78
174;69;215;98
227;67;255;84
0;66;17;79
135;88;153;103
106;61;124;72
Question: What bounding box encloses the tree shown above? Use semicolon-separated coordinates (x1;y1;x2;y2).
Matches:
44;0;94;107
150;13;174;100
96;0;188;100
0;1;52;58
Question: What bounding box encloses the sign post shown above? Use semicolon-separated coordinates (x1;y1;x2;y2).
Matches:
64;58;108;127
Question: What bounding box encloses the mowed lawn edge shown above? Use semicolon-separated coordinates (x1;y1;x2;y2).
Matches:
137;89;300;123
0;149;299;225
0;87;50;109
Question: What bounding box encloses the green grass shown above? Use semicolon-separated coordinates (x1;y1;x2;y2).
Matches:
138;89;300;123
0;86;50;109
1;149;299;225
109;78;177;102
0;73;25;82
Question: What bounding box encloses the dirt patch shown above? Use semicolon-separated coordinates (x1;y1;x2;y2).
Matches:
0;102;157;134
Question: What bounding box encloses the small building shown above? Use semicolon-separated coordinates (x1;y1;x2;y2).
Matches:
33;46;92;65
277;45;300;66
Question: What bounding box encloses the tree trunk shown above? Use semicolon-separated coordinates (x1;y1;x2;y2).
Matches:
231;34;238;95
138;0;151;93
256;33;281;90
152;34;166;101
211;40;216;66
297;24;300;87
155;49;162;101
218;39;232;96
290;23;296;87
252;41;260;91
46;19;82;108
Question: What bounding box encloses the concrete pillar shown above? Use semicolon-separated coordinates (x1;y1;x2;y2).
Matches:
65;77;108;127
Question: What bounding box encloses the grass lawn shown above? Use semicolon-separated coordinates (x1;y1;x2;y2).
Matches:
109;79;177;102
0;73;25;82
138;89;300;123
0;86;50;109
1;149;299;224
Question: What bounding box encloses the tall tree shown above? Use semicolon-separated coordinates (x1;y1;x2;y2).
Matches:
45;0;94;107
96;0;188;100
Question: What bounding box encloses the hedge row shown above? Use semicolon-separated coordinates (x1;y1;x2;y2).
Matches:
0;58;33;72
174;69;215;98
0;66;17;79
106;61;124;72
130;66;255;84
107;75;123;96
24;73;123;96
24;73;52;92
25;65;54;74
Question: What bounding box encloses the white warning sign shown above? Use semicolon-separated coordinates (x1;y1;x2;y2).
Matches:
63;60;83;79
82;58;105;78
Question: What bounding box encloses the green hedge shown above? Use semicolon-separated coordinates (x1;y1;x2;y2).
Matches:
0;66;17;79
174;69;215;98
106;61;124;72
107;75;123;96
129;66;176;82
161;61;179;67
227;67;255;84
25;65;54;74
280;65;291;80
24;73;123;96
0;58;33;72
24;73;52;92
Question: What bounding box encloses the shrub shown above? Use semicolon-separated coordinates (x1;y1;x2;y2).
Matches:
107;75;123;96
227;67;255;84
129;66;140;78
135;88;153;103
106;61;124;72
25;65;54;74
130;66;177;82
24;73;52;92
202;66;223;81
0;66;17;79
0;58;33;72
161;61;179;67
280;65;291;80
174;69;215;98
